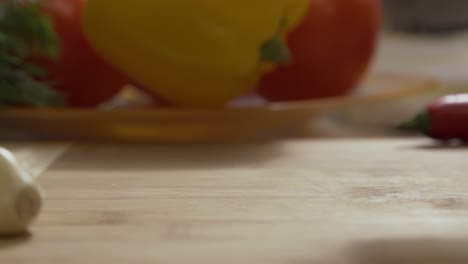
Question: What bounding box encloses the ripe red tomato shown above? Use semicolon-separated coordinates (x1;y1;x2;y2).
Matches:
259;0;382;101
39;0;129;107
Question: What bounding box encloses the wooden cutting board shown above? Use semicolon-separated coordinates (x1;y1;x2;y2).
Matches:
1;138;468;264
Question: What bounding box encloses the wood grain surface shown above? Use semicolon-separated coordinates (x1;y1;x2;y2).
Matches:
1;138;468;264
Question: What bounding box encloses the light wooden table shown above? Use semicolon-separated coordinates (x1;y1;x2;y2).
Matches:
1;138;468;264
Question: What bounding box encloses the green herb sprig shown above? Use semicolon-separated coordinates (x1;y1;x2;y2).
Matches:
0;0;64;107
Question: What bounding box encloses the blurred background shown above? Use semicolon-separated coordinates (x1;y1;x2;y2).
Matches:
383;0;468;34
377;0;468;80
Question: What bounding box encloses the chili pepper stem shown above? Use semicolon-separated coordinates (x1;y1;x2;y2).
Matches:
397;111;432;134
397;120;418;131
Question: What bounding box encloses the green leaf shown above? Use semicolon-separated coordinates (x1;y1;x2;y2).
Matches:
17;77;65;107
0;69;65;107
22;62;47;78
34;9;60;58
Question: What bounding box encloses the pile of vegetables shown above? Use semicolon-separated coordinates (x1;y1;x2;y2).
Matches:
0;0;382;109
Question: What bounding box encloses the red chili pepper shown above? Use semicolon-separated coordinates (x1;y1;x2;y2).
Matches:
399;94;468;141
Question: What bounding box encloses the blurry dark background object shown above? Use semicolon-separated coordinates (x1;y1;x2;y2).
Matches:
383;0;468;34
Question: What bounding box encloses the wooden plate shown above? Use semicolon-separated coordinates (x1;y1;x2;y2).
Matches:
0;73;438;143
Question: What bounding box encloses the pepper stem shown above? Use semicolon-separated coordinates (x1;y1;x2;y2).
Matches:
397;111;432;134
260;35;291;64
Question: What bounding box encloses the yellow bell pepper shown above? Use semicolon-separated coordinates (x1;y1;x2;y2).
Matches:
83;0;309;107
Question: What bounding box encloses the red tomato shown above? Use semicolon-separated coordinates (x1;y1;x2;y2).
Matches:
39;0;129;107
259;0;382;101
